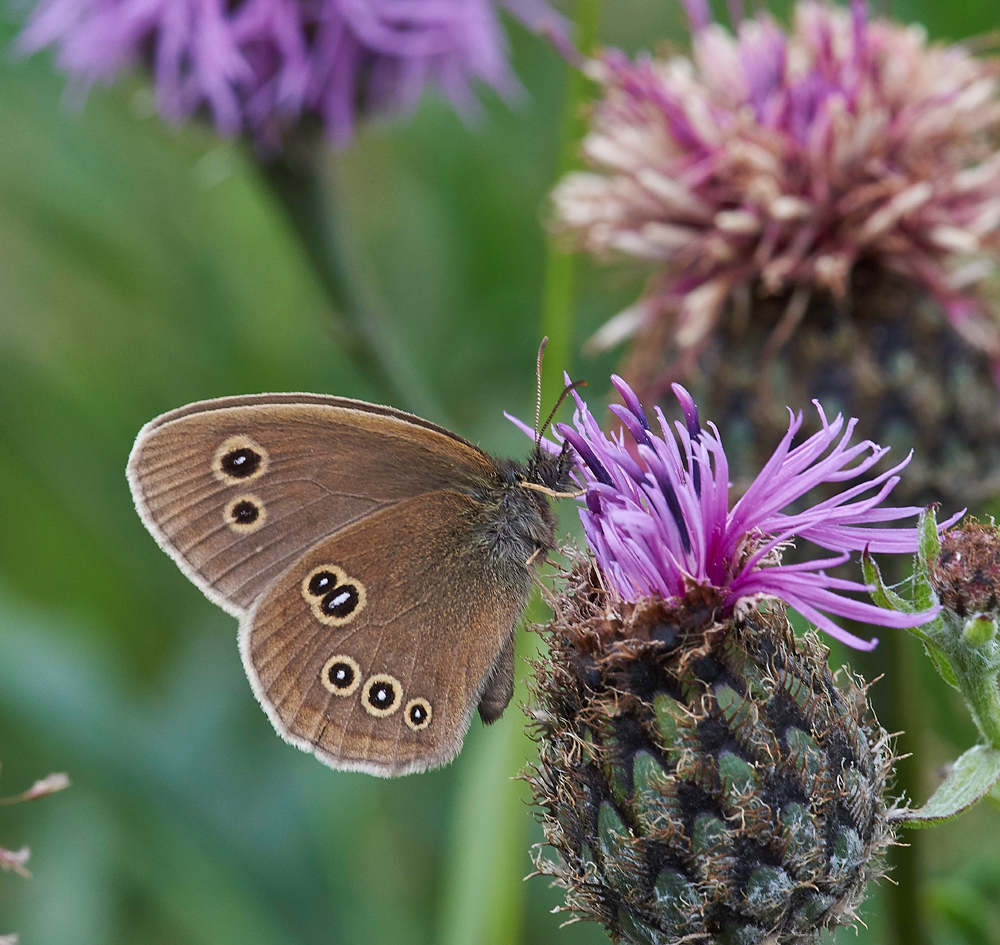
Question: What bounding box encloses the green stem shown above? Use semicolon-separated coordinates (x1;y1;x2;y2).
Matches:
436;623;545;945
948;643;1000;749
881;629;930;945
260;149;446;422
437;8;602;944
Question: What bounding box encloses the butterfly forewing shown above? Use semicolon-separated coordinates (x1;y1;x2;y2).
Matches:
127;395;497;615
242;492;527;776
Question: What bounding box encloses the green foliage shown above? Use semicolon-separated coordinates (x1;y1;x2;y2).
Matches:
897;746;1000;828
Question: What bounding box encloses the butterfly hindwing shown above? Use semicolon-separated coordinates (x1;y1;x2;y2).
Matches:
241;491;529;776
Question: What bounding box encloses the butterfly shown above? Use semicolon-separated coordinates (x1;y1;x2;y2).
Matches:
126;377;578;776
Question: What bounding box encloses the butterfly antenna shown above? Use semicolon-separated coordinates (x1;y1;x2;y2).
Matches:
534;337;548;440
539;379;587;440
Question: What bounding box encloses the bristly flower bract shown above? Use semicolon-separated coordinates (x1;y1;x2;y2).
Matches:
527;577;898;944
17;0;567;149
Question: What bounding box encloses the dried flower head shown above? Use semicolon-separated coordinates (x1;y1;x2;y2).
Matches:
513;374;951;651
18;0;566;148
1;768;69;945
553;1;1000;377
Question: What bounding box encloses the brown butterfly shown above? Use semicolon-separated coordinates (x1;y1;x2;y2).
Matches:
126;384;576;776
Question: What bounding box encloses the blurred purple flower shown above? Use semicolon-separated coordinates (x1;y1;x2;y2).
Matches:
17;0;566;147
554;0;1000;370
513;375;959;650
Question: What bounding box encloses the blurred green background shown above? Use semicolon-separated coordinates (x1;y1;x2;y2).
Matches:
1;1;998;943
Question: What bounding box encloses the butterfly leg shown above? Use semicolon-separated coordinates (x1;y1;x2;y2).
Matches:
477;630;516;724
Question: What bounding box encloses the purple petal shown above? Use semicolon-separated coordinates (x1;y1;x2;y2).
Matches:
558;424;614;487
611;375;651;432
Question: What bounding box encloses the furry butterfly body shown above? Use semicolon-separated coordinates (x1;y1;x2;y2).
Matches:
127;393;572;776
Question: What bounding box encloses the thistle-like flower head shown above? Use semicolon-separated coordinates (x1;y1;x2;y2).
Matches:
18;0;566;148
555;0;1000;366
515;378;940;942
516;375;955;650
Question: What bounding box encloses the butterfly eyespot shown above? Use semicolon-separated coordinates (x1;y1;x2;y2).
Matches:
304;567;346;599
321;655;361;696
213;436;268;484
321;584;360;619
302;565;366;626
362;674;402;717
404;698;432;731
224;495;266;533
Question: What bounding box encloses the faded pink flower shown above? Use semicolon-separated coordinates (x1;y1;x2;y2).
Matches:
554;1;1000;375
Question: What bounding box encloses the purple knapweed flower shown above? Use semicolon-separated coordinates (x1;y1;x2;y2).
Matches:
553;0;1000;374
512;375;960;650
17;0;567;148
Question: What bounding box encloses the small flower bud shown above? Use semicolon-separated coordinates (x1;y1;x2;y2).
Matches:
930;520;1000;619
0;847;31;878
871;507;1000;772
2;765;70;942
19;774;70;802
963;615;998;648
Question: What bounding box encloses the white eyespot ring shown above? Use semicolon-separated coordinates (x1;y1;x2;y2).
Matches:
404;697;433;731
362;674;403;718
213;435;269;485
302;564;366;626
321;655;361;697
224;494;266;533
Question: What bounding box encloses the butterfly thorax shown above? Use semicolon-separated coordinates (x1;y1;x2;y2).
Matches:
472;447;573;570
458;449;564;573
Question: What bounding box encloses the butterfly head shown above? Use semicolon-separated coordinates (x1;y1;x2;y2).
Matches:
524;439;576;497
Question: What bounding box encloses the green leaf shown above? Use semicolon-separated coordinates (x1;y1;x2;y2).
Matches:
913;507;941;611
863;550;914;613
892;744;1000;828
924;642;961;691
